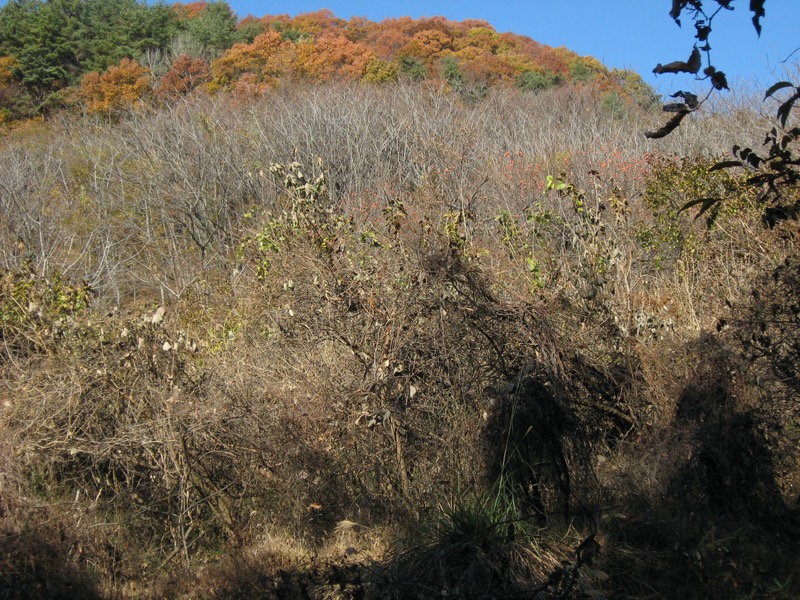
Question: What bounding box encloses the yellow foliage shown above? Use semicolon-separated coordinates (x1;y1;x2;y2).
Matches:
363;58;399;83
0;55;19;85
455;26;501;54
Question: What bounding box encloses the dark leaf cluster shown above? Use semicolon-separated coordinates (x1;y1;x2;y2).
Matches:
653;47;702;75
654;1;799;227
649;0;765;138
679;82;800;225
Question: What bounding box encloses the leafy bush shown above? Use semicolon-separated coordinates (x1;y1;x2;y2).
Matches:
517;69;562;92
1;268;92;361
79;58;152;115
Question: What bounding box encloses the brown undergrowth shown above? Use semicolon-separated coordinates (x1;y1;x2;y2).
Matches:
1;86;798;599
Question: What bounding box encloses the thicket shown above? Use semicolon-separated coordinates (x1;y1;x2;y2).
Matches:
0;77;797;599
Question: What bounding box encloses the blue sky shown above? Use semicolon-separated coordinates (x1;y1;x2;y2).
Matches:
229;0;798;94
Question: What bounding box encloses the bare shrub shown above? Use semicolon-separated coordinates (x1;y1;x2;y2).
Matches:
0;81;771;312
1;78;797;598
3;301;281;584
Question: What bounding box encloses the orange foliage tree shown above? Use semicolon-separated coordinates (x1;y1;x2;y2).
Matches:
402;29;453;63
211;30;294;90
345;16;373;42
198;11;618;93
464;52;515;84
172;1;209;22
0;55;28;122
79;58;151;114
288;9;345;37
0;55;17;85
296;31;374;81
365;25;411;60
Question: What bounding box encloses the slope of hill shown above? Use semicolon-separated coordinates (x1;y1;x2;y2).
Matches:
0;3;798;600
0;1;656;121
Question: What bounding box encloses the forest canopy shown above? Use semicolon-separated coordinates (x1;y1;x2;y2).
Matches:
0;0;657;120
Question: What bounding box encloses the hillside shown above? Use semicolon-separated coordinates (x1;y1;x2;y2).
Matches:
0;1;655;121
1;3;799;600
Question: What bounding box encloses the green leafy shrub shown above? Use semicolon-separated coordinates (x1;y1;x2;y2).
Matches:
517;69;562;92
636;155;749;271
1;268;92;360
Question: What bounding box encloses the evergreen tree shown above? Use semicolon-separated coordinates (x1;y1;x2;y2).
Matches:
184;1;236;53
0;0;178;111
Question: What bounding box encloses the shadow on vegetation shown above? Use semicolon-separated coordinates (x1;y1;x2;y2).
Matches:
601;324;800;599
0;84;798;597
0;498;103;600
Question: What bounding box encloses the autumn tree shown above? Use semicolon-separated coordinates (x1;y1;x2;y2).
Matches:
210;30;293;90
364;18;413;59
569;56;606;83
612;68;659;110
0;6;651;119
287;9;345;38
345;15;373;42
0;55;34;120
0;56;18;86
402;29;454;63
363;58;399;83
453;26;502;60
295;31;374;81
172;1;208;21
79;57;151;114
155;54;210;101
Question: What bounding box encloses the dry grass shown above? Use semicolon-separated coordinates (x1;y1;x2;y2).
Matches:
0;81;798;598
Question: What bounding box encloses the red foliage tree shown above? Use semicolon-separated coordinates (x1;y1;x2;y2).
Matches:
155;55;211;101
